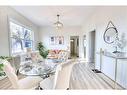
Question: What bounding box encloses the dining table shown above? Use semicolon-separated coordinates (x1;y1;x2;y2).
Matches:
19;59;58;79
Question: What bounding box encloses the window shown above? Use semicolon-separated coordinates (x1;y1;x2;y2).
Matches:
10;21;34;54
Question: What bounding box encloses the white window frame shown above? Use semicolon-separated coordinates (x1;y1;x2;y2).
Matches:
9;19;34;56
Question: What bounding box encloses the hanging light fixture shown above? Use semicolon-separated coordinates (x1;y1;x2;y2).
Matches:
54;14;63;29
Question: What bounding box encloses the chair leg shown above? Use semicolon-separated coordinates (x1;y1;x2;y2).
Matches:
35;83;43;90
67;88;69;90
16;70;19;75
39;87;43;90
35;86;43;90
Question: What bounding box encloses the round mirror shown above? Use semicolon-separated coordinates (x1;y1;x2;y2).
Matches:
103;27;118;44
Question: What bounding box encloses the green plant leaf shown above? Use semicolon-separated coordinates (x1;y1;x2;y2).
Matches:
37;42;49;59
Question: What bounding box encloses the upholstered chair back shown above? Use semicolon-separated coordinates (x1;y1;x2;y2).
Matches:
3;60;19;89
54;61;74;89
31;51;43;63
9;56;21;74
52;64;62;89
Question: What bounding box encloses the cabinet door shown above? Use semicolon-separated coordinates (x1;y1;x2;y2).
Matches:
95;54;101;70
117;59;127;88
102;56;115;80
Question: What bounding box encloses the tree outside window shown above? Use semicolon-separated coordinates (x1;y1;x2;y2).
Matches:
10;21;33;54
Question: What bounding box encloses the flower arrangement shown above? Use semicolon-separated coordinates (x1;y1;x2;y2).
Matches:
113;33;127;53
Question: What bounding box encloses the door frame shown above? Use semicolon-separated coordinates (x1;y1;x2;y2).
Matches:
70;36;79;58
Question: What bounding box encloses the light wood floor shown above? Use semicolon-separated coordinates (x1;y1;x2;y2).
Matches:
69;62;124;90
0;74;25;89
0;60;125;90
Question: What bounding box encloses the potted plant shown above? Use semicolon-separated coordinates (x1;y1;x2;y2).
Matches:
0;63;4;76
37;42;49;60
0;56;12;77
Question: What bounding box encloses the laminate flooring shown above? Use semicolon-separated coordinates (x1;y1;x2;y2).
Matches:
69;62;124;89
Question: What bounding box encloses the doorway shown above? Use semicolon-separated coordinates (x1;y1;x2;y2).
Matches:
83;35;86;58
89;30;95;63
70;36;79;58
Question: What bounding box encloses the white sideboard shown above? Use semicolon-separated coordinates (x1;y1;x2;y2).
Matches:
96;52;127;89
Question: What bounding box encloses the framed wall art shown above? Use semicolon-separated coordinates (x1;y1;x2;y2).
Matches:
49;36;56;45
49;36;64;45
56;36;64;45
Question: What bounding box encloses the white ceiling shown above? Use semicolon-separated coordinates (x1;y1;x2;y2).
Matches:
12;6;97;27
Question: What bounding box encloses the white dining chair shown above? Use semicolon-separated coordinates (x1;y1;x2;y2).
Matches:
40;60;75;89
9;55;21;75
2;59;42;89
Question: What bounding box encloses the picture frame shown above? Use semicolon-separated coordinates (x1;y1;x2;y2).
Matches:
49;36;56;45
56;36;64;45
49;36;64;45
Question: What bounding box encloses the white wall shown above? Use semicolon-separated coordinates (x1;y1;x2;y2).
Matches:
39;26;84;58
0;6;39;56
82;6;127;88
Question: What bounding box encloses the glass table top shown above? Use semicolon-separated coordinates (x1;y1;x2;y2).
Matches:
19;61;57;78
